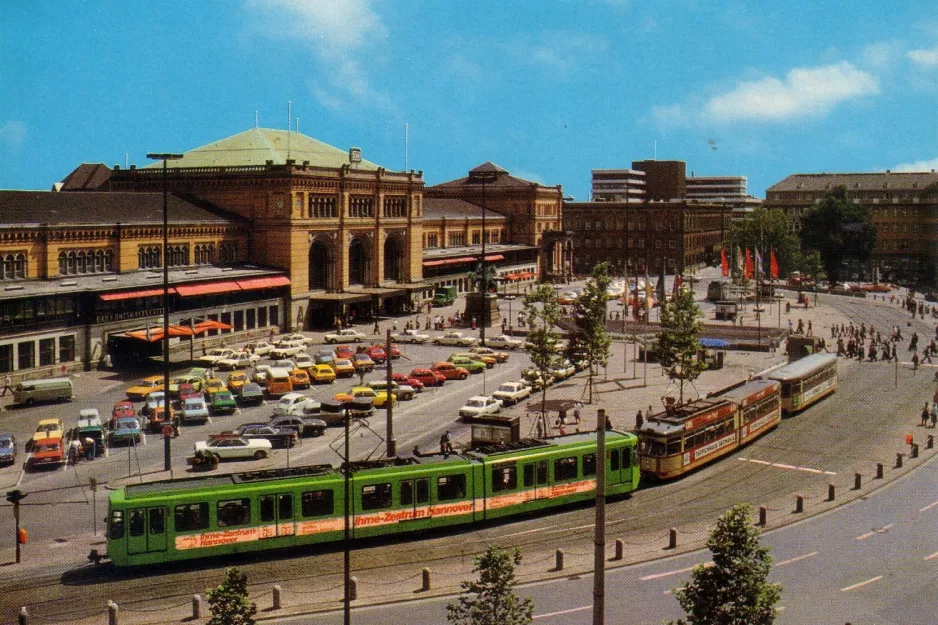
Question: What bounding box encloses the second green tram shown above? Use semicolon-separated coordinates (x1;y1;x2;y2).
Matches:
105;431;638;567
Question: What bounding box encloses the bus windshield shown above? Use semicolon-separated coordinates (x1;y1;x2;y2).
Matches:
640;438;668;457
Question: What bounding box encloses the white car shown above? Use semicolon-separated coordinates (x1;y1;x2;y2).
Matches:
486;335;524;350
392;328;430;344
217;352;261;370
179;397;210;424
492;382;532;406
294;353;315;370
197;348;237;366
324;329;367;344
269;340;307;359
253;364;273;385
194;435;272;461
277;333;314;346
459;396;503;420
433;331;478;347
245;341;275;356
552;361;576;381
273;392;322;417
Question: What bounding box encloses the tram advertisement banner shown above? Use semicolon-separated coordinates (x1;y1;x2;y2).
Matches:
684;432;736;465
802;377;836;405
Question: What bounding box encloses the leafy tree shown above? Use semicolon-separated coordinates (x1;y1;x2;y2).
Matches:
206;567;257;625
657;286;706;404
799;187;876;285
522;284;562;435
567;262;612;403
670;504;782;625
447;546;534;625
728;207;799;277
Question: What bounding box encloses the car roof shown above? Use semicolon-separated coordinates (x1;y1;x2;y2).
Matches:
468;395;490;401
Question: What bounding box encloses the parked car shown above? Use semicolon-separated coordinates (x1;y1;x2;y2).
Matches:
324;329;367;344
277;333;314;346
217;351;261;370
387;343;402;359
311;364;337;383
234;423;297;448
290;369;311;390
126;375;165;401
368;380;416;401
274;392;322;417
29;436;64;470
28;418;65;451
210;391;238;416
331;358;356;378
269;340;307;359
194;435;272;461
253;365;274;386
73;410;106;455
352;352;375;373
226;371;250;393
557;291;579;305
392;372;424;392
430;362;469;381
365;345;387;364
486;335;524;350
522;367;552;391
168;370;205;396
334;386;395;409
178;384;202;401
273;359;297;371
391;328;430;344
179;397;210;424
410;368;446;387
147;404;175;433
334;345;355;360
197;348;237;367
237;383;265;407
459;396;503;420
552;361;576;381
447;355;487;374
267;415;327;437
452;351;496;369
110;400;136;428
109;417;143;446
0;434;17;466
314;349;336;366
470;346;510;363
294;353;316;371
202;378;227;397
433;331;478;347
141;391;167;417
244;341;275;356
492;382;532;406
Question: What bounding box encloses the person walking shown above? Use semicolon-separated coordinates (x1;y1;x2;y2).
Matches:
440;430;454;454
172;413;181;438
922;403;930;427
83;436;96;461
573;401;582;424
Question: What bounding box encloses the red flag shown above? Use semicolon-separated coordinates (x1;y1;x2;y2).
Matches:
744;249;753;279
770;249;779;279
720;248;729;277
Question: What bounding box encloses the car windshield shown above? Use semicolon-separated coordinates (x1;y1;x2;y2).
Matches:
467;399;485;407
184;399;203;408
116;419;138;429
0;439;12;448
497;385;515;392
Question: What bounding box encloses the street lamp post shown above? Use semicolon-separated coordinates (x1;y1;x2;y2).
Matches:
146;152;184;472
475;171;497;346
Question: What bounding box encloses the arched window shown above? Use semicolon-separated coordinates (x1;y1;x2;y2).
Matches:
13;254;26;278
76;250;86;274
67;251;77;274
59;252;68;275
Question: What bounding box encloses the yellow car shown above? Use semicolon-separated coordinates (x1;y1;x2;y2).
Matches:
311;364;337;384
126;375;165;401
331;358;356;378
226;371;250;393
29;418;65;451
202;378;226;397
333;386;395;408
290;369;311;389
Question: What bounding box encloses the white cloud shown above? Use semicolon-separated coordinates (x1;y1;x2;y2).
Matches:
862;41;904;69
704;62;879;122
907;46;938;68
245;0;388;109
511;32;608;76
651;104;689;128
894;157;938;172
0;121;26;149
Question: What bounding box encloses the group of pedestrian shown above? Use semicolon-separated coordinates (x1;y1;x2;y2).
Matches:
920;402;938;428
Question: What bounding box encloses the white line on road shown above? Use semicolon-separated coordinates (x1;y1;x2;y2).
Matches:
856;523;894;541
919;500;938;513
775;551;818;567
923;551;938;561
641;562;712;581
533;605;591;620
738;457;837;475
840;575;882;592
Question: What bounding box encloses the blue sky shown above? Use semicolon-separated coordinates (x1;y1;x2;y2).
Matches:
3;1;938;200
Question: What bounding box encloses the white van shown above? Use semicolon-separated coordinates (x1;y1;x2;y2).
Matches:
13;378;74;406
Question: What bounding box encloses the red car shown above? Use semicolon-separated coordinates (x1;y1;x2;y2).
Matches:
388;343;402;359
366;345;387;364
410;368;446;387
392;372;424;392
178;383;201;402
111;400;136;428
335;345;355;360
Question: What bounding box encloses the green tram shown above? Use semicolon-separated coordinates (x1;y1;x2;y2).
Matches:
105;431;638;567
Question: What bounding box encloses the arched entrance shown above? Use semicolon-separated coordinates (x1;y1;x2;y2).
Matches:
383;235;404;282
349;236;371;285
308;240;333;290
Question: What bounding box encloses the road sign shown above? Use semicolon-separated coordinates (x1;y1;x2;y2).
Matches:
161;424;174;438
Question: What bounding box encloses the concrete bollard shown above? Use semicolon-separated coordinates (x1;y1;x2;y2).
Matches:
422;568;431;592
668;528;677;550
854;473;862;490
828;484;836;501
349;577;358;601
272;585;281;610
912;443;919;459
896;453;903;469
18;607;27;625
795;495;804;513
758;506;767;526
555;549;564;571
614;538;624;561
876;463;884;479
192;595;202;619
108;601;118;625
928;435;934;450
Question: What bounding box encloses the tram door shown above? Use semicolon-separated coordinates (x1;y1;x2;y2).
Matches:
260;494;295;538
523;461;549;500
127;506;168;555
399;478;430;528
607;447;629;485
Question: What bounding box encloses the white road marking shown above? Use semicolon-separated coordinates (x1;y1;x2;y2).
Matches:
919;500;938;513
775;551;818;567
738;457;836;475
856;523;893;541
840;575;882;592
533;605;591;619
923;551;938;561
641;562;712;581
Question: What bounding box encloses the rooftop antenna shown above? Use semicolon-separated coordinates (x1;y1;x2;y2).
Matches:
296;117;300;135
404;122;409;171
255;110;258;128
287;100;292;162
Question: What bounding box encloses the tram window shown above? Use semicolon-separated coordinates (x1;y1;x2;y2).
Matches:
536;461;548;485
492;466;517;492
523;464;534;487
217;499;251;527
109;510;125;539
129;509;146;537
416;479;429;504
260;496;275;522
175;503;209;532
279;495;293;520
554;457;577;481
149;508;165;535
623;447;633;468
401;481;414;505
437;474;467;501
302;490;334;517
610;450;620;472
666;439;681;454
641;439;667;457
583;453;596;476
361;483;392;510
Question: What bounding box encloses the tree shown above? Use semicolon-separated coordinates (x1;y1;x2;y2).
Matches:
799;186;876;285
728;207;800;277
657;285;707;404
567;262;612;403
670;504;782;625
522;284;562;435
447;546;534;625
206;567;257;625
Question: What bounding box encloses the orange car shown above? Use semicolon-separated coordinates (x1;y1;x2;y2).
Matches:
290;369;311;390
431;362;470;381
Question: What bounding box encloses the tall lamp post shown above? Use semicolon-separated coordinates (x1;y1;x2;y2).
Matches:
476;171;497;346
147;152;184;472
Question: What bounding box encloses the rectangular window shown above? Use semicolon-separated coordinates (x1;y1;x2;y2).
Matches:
437;474;467;501
425;233;439;248
523;464;534;487
17;341;33;370
302;490;334;517
361;483;393;510
583;453;596;476
491;465;517;492
174;502;209;532
610;449;620;471
554;456;578;481
400;481;414;506
129;509;146;537
221;312;232;333
416;478;429;503
0;345;12;374
234;310;244;332
109;510;124;539
217;498;251;527
260;495;275;522
150;508;165;534
246;309;256;330
279;494;293;519
38;338;55;367
383;195;407;218
258;307;268;328
269;306;279;328
536;461;548;485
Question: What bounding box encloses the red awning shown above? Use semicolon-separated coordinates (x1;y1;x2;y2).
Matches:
422;259;448;267
99;288;176;301
192;319;233;334
175;281;241;297
125;325;194;342
237;276;291;290
484;254;505;262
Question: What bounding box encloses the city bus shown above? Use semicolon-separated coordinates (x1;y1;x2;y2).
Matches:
766;353;838;415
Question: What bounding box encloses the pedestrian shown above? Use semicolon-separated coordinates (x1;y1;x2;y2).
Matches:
807;320;813;336
172;413;181;438
635;409;644;428
68;438;82;464
931;404;937;429
393;319;398;331
440;430;454;454
912;352;920;372
922;402;930;427
605;414;613;430
373;321;380;335
201;343;207;356
83;436;96;461
573;401;582;424
103;353;113;369
788;319;793;333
